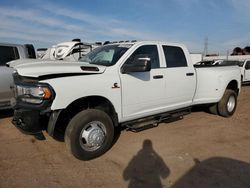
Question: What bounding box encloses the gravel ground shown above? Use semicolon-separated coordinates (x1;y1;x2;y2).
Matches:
0;85;250;188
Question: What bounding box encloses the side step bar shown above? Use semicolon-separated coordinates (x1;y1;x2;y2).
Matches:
122;107;191;132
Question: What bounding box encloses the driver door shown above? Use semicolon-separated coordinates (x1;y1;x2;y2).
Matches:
119;44;166;121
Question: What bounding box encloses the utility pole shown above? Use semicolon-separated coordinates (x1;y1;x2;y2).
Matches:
203;37;208;58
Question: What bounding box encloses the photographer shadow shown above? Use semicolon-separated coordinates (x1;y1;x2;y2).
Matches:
123;139;170;188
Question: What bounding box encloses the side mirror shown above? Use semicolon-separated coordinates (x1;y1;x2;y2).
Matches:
121;54;151;74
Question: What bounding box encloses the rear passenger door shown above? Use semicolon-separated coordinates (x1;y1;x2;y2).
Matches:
161;45;196;110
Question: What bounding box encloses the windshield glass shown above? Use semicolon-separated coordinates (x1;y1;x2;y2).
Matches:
79;44;132;66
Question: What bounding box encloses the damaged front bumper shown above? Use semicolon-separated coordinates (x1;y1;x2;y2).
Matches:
12;109;47;140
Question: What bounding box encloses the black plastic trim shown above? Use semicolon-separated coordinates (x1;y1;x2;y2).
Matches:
153;75;163;79
121;107;191;128
186;73;194;76
37;73;98;81
47;110;62;136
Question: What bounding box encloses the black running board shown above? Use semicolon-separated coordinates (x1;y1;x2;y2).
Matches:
121;107;191;132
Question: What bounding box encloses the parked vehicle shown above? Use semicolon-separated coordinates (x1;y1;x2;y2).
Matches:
9;40;102;68
194;60;215;66
41;39;101;61
238;60;250;83
194;60;224;66
10;41;241;160
36;48;47;58
0;43;35;110
213;60;239;66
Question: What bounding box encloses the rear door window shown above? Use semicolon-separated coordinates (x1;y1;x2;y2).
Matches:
0;46;20;66
162;46;187;68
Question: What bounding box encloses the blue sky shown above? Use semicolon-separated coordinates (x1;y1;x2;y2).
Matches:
0;0;249;54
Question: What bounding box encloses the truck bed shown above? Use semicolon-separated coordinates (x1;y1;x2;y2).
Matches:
193;65;241;105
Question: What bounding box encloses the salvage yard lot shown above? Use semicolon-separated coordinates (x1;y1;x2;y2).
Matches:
1;85;250;188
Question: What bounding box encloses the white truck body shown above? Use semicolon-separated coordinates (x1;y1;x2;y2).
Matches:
12;41;241;122
11;41;241;160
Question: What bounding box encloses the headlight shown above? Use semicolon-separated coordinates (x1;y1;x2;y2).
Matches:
15;85;53;104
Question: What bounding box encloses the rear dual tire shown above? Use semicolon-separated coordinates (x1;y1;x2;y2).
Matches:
209;89;237;117
218;89;237;117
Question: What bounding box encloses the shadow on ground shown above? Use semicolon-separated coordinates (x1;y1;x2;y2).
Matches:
123;139;170;188
0;109;13;119
172;157;250;188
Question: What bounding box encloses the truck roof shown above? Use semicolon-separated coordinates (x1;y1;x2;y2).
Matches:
0;42;27;47
105;40;186;48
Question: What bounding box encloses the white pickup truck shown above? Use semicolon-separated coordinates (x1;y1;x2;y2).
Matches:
10;41;241;160
239;59;250;83
0;43;36;110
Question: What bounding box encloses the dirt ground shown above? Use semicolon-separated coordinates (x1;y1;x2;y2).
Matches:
1;85;250;188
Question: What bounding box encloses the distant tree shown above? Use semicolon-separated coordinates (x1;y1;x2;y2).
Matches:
231;47;243;55
243;46;250;55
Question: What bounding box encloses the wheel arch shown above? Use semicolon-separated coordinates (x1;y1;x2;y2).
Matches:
48;95;118;140
226;80;239;95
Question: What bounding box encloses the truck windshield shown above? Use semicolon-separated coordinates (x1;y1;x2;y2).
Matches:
79;44;132;66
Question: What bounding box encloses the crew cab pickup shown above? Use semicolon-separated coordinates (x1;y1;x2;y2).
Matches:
10;41;241;160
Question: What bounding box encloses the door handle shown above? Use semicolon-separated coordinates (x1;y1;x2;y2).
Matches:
153;75;163;79
186;73;194;76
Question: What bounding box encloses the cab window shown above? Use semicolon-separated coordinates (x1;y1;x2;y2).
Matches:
124;45;160;69
0;46;20;66
162;46;187;68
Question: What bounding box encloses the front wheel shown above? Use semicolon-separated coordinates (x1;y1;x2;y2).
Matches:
65;109;114;160
218;89;237;117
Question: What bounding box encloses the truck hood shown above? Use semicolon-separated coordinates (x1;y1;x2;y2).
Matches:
9;59;106;78
8;58;45;68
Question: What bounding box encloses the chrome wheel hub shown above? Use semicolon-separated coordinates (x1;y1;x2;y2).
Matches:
227;96;236;113
80;121;106;151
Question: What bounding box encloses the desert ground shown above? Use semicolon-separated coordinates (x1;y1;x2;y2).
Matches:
1;85;250;188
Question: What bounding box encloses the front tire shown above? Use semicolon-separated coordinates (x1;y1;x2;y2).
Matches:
65;109;114;160
218;89;237;117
